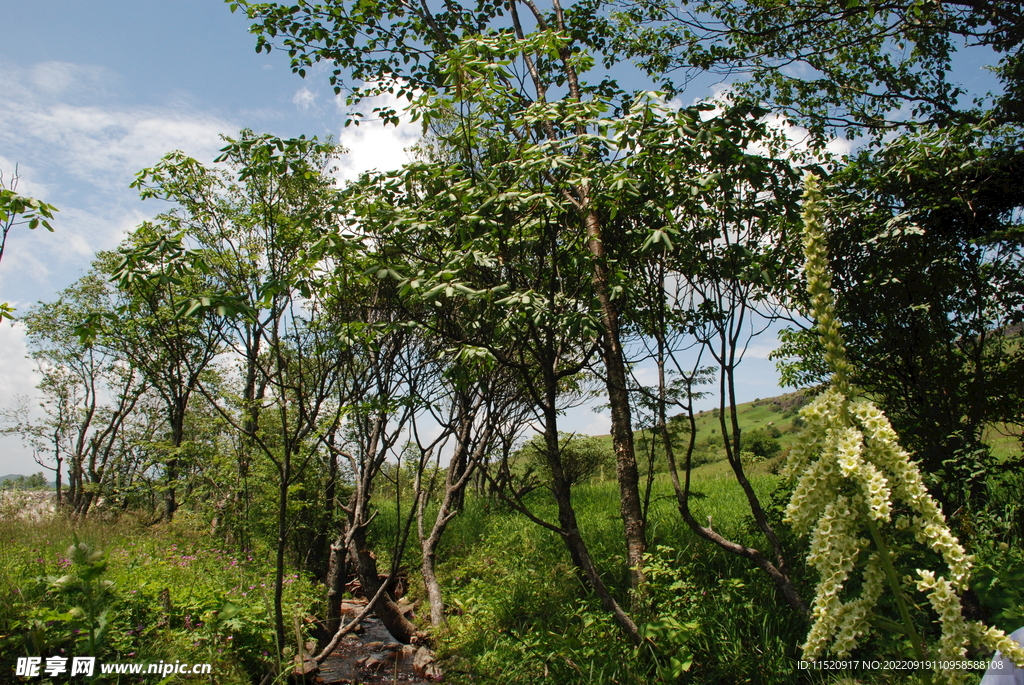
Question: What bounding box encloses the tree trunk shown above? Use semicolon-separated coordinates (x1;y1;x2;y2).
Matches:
349;527;419;643
312;445;339;579
54;454;63;508
164;403;186;522
657;347;808;616
583;208;646;589
273;464;289;650
421;545;445;627
324;535;349;636
543;415;642;644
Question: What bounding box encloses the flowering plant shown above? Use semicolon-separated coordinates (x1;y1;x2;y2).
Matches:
784;173;1024;683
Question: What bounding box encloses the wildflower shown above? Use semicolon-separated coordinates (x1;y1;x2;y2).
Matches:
785;174;1024;683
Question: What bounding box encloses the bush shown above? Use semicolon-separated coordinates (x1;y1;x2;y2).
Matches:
520;432;613;487
741;428;782;463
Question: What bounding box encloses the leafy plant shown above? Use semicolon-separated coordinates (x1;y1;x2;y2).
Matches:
47;538;115;657
741;428;782;464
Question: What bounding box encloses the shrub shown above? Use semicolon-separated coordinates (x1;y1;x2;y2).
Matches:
519;432;613;487
741;428;782;463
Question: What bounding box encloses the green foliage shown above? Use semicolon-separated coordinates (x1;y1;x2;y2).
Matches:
46;539;115;657
0;179;57;237
964;472;1024;633
1;473;48;490
740;427;782;464
520;433;614;487
0;517;320;682
972;550;1024;635
615;0;1024;139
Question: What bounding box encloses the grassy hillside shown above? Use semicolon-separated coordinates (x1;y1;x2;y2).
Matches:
590;387;1021;481
583;390;811;484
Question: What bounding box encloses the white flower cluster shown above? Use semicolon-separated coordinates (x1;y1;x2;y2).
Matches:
918;570;971;673
968;623;1024;672
783;388;944;661
784;174;1024;683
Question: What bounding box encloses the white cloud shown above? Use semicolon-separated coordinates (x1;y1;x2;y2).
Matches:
26;61;114;100
559;405;612;437
333;90;422;183
1;103;234;196
689;85;853;160
0;60;244;418
761;113;853;159
0;155;53;201
0;322;42;476
744;342;779;361
293;86;317;112
0;61;238;289
0;322;36;401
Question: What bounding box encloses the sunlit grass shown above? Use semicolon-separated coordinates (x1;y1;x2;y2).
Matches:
0;514;319;683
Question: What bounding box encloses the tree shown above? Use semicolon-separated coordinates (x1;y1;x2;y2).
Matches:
235;0;654;593
234;0;818;636
0;472;47;490
340;110;646;639
2;271;153;514
408;357;526;627
101;227;222;522
614;0;1024;139
123;131;361;650
127;130;346;547
322;317;425;646
741;427;782;462
615;124;810;613
774;124;1024;511
520;432;613;488
20;272;148;515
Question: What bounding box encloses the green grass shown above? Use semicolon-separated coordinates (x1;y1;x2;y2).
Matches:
418;462;821;684
0;514;320;683
4;386;1017;685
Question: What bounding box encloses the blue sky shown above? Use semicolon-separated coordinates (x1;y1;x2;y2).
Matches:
0;1;429;474
0;1;1000;476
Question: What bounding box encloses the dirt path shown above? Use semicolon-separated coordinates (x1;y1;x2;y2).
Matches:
302;600;441;684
